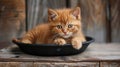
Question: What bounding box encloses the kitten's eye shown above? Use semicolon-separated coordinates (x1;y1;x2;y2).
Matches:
68;24;73;28
56;25;62;29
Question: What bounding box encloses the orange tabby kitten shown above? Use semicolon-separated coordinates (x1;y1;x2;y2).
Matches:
14;7;86;49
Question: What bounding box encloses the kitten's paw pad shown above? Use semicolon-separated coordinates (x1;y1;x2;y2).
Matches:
54;38;66;45
72;39;82;50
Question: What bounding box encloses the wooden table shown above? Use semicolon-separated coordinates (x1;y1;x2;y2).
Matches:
0;43;120;67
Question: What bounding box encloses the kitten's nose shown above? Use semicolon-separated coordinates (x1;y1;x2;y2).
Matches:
63;30;67;35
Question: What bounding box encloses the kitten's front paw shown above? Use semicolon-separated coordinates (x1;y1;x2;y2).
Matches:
72;38;82;50
54;38;66;46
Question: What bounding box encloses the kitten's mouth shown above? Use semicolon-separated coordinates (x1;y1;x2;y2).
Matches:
63;35;70;38
61;34;72;38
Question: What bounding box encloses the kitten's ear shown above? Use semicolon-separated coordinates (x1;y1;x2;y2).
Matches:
70;7;81;20
48;9;58;21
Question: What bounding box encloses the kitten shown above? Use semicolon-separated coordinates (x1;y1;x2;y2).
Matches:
13;7;86;50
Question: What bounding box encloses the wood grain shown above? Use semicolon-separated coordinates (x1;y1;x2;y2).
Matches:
0;0;25;48
100;62;120;67
0;43;120;62
110;0;120;42
0;62;33;67
0;62;98;67
0;62;9;67
69;0;79;7
77;0;107;43
34;62;99;67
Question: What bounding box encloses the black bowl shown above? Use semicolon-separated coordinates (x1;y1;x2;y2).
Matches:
12;36;94;56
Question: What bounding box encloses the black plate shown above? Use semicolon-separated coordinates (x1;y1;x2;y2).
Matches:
12;36;94;56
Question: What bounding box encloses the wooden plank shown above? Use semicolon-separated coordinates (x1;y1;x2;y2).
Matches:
0;62;9;67
0;62;33;67
0;62;99;67
0;43;120;62
47;0;66;9
27;0;66;30
110;0;120;42
69;0;107;43
9;62;33;67
100;62;120;67
69;0;79;7
34;62;99;67
0;0;26;48
0;62;98;67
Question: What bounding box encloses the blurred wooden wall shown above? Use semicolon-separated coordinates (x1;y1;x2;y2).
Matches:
0;0;120;48
0;0;25;48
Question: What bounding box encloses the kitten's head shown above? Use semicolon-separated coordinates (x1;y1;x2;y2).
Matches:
48;7;82;38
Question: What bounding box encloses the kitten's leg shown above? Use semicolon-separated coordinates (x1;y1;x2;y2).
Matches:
12;38;32;44
71;37;86;50
54;38;66;45
21;39;32;44
20;34;34;44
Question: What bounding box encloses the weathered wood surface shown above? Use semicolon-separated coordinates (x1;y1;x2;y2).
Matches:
100;62;120;67
110;0;120;42
0;62;99;67
0;62;119;67
0;62;33;67
34;62;99;67
0;43;120;62
0;0;25;48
